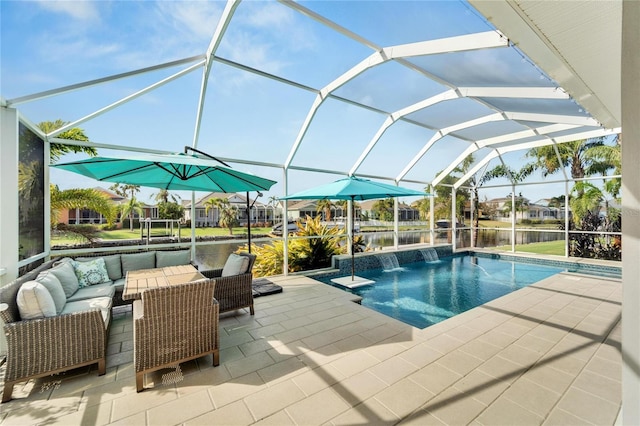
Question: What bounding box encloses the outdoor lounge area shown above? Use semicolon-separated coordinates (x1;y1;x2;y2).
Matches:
0;257;622;424
1;0;639;425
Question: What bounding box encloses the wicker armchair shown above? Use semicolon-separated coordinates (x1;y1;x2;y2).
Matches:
133;279;219;392
201;252;256;315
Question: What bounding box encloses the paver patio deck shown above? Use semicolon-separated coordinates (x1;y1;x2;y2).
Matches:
0;270;621;425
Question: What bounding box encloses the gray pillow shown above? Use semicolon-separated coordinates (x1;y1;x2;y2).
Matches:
121;252;156;275
35;271;67;313
156;250;190;268
76;254;122;281
49;260;80;298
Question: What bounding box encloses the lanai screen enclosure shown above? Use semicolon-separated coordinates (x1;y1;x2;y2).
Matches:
1;1;638;422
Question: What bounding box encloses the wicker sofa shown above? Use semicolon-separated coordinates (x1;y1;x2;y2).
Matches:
0;248;192;403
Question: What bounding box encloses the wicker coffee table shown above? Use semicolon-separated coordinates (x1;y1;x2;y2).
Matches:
123;265;206;301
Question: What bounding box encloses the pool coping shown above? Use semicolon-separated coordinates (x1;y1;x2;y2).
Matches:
317;244;621;281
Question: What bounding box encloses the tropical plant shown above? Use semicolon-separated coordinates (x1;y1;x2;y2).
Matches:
157;201;184;220
290;215;343;271
412;197;431;221
119;197;144;231
567;210;621;261
39;120;97;164
204;197;238;234
569;182;604;224
50;185;116;228
316;199;334;221
247;215;345;276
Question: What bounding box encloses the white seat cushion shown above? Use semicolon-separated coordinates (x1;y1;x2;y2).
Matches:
221;253;250;277
16;281;57;320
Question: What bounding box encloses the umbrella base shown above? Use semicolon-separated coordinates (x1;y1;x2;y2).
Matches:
331;276;375;288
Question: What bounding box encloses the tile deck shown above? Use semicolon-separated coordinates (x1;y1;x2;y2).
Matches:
0;271;622;425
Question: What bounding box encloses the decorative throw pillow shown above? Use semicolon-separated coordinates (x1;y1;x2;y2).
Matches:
73;258;110;287
35;271;67;313
49;259;80;297
221;253;250;277
16;281;57;320
156;250;190;268
76;254;122;281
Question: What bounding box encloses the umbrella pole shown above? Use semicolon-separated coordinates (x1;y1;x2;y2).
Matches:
351;196;355;281
246;192;251;253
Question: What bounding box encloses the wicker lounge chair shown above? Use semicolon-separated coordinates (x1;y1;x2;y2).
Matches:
202;252;257;315
133;279;219;392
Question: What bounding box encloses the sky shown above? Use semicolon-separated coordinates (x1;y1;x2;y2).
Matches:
1;0;615;207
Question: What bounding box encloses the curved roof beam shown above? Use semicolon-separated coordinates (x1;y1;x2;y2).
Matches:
48;61;206;138
283;31;509;170
350;86;570;177
349;89;459;176
431;123;583;187
452;127;619;189
192;0;241;149
407;111;599;186
396;112;504;182
504;111;600;127
458;86;569;99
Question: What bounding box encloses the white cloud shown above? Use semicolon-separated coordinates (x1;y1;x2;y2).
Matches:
36;0;99;21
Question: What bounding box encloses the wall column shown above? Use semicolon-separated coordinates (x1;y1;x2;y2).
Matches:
621;0;640;423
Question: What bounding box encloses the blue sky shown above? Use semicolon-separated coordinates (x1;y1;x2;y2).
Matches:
1;0;608;206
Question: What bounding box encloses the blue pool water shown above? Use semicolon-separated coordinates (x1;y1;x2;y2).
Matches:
319;255;564;329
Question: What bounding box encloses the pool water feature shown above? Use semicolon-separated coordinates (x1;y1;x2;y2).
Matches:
318;255;564;329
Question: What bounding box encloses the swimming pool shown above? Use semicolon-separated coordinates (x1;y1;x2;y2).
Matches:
318;254;564;329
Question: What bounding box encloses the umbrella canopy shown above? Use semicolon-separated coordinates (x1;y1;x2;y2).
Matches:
52;152;277;193
280;176;428;281
52;152;277;254
279;176;425;201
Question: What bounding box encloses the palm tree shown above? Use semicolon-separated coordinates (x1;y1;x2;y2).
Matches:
109;183;141;200
502;193;529;221
569;182;604;224
316;199;334;221
521;137;617;197
152;189;179;204
119;197;145;231
38;120;97;164
204;197;238;234
50;185;116;227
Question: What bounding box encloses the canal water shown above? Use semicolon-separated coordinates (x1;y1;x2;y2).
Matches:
194;229;564;270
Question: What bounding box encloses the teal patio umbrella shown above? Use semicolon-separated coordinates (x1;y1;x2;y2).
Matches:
280;176;427;281
52;151;276;193
52;148;277;252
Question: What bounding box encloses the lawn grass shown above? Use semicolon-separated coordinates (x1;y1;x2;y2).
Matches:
51;226;273;246
491;239;566;256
